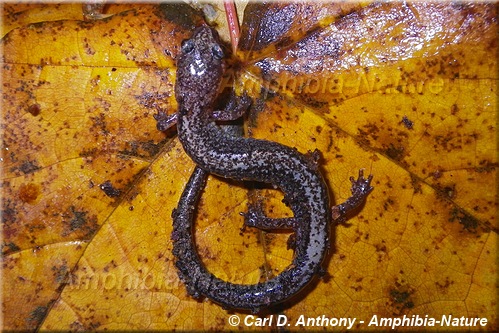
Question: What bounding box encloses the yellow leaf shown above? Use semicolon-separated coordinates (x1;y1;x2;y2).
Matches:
237;2;497;328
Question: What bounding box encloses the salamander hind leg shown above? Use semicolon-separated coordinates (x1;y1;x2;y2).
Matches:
242;200;297;230
331;169;374;223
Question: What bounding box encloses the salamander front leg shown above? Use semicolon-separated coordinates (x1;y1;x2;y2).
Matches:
331;169;374;223
154;112;178;131
210;92;251;121
154;93;250;132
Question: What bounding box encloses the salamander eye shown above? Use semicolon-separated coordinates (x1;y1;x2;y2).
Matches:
212;44;224;60
181;39;195;53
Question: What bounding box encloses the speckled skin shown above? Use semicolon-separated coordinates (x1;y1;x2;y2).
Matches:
171;26;373;312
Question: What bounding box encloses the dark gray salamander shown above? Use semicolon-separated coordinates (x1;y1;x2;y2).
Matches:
166;26;373;312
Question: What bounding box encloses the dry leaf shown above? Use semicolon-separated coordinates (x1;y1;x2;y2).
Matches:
1;2;497;332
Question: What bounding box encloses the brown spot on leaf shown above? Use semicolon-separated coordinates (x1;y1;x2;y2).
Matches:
51;260;69;284
27;103;41;116
440;183;457;200
385;143;405;161
448;207;480;232
120;140;162;159
26;306;48;329
435;276;455;292
99;180;121;198
388;288;415;315
1;242;20;255
18;183;40;204
11;159;41;175
89;113;109;135
409;174;422;194
475;160;499;173
61;206;98;238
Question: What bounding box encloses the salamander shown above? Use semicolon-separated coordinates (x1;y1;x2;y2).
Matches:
159;25;373;312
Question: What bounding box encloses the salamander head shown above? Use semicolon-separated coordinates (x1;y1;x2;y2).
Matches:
175;25;225;110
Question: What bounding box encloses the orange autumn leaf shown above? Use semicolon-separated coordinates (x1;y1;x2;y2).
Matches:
1;2;497;332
